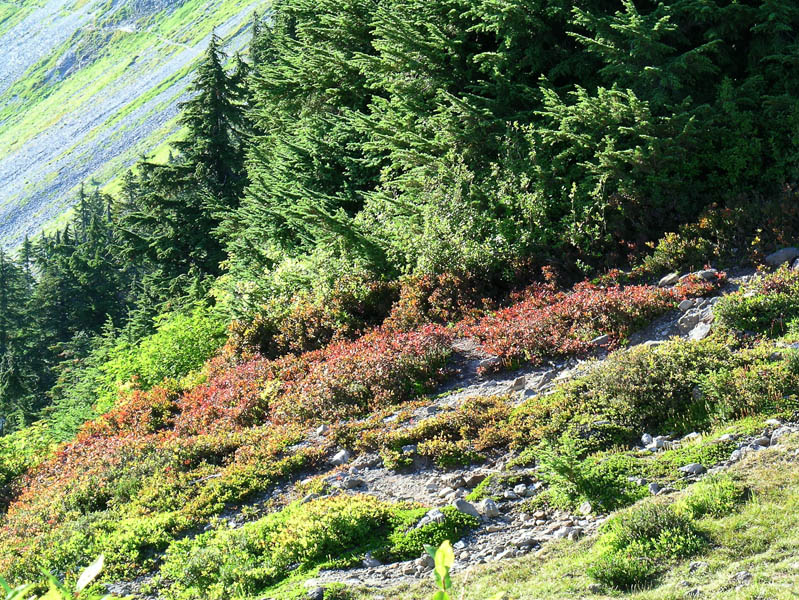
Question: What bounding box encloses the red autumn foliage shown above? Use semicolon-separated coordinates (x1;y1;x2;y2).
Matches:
461;274;725;372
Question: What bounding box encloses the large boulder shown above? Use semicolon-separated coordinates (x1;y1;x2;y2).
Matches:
765;247;799;267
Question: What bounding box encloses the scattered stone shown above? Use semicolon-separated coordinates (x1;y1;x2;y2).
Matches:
514;533;538;548
416;554;435;569
765;247;799;267
753;436;771;448
438;487;455;499
342;477;365;489
442;474;466;489
678;311;702;333
479;498;500;518
648;482;661;495
417;508;446;528
362;553;382;568
718;433;735;442
679;463;706;475
578;501;592;515
453;498;481;519
590;334;610;347
682;432;702;443
688;321;712;341
678;299;695;312
588;583;602;593
503;489;520;500
659;272;680;287
697;268;718;280
765;418;783;427
641;433;654;445
509;376;527;391
689;561;708;573
772;426;795;445
464;472;487;488
331;449;352;466
793;257;799;271
730;570;752;584
315;424;329;436
513;484;528;497
401;444;417;454
307;587;326;600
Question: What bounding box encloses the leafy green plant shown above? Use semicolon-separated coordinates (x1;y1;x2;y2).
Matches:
424;540;454;600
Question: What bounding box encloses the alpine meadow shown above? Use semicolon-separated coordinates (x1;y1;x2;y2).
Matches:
2;1;799;599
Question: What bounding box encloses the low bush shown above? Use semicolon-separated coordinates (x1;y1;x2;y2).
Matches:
714;267;799;336
510;337;736;451
462;276;723;373
228;273;398;357
699;345;799;424
533;438;646;512
588;502;706;590
674;474;746;519
158;495;476;600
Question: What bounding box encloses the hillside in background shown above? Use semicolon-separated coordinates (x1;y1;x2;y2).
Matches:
0;0;266;248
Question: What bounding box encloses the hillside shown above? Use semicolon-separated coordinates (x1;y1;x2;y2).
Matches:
0;0;266;248
2;1;799;600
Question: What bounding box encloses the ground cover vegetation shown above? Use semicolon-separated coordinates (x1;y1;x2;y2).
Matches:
2;0;799;598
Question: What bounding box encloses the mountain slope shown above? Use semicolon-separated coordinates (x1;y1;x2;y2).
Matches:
0;0;266;248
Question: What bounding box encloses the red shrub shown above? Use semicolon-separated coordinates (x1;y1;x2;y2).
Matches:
462;275;725;372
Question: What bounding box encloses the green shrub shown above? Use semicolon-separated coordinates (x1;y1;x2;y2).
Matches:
534;438;646;512
417;438;485;468
699;353;799;424
715;267;799;336
588;502;706;590
511;338;735;450
675;474;746;519
158;495;476;600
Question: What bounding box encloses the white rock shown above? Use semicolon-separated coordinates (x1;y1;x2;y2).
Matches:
479;498;500;518
331;449;352;465
682;432;701;443
659;272;680;287
679;463;706;475
439;487;455;498
678;299;695;312
772;426;795;445
509;375;526;391
315;424;329;436
697;268;718;280
453;498;481;519
362;553;382;568
578;501;592;515
641;433;654;445
513;484;528;496
688;321;712;341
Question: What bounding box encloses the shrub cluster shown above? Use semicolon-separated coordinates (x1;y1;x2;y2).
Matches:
157;494;476;600
715;266;799;336
462;276;724;372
